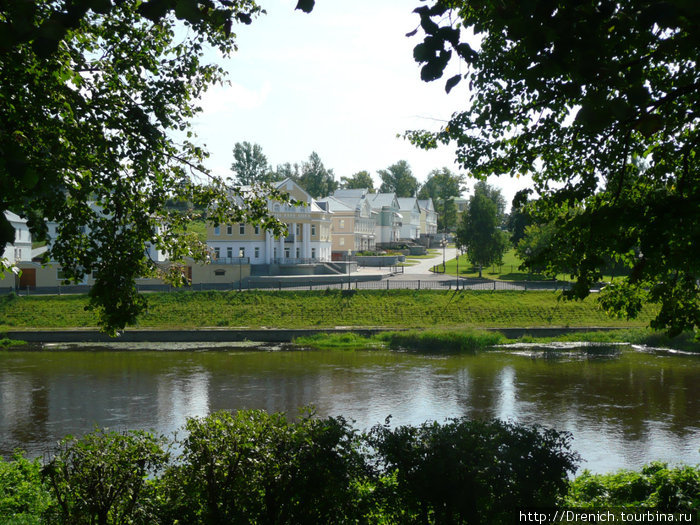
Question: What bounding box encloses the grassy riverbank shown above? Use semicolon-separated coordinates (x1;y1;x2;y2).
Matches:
293;328;700;353
0;289;658;331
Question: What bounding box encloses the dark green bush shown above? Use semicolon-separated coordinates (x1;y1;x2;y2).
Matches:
0;452;54;525
367;418;580;525
565;462;700;511
42;429;169;525
160;409;367;524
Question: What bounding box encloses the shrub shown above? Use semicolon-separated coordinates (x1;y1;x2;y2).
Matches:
565;462;700;511
42;430;169;525
367;418;580;524
0;452;54;525
161;409;368;524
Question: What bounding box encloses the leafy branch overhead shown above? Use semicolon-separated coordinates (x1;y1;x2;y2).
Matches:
407;0;700;335
0;0;313;334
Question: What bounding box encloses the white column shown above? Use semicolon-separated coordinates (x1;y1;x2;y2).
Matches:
265;231;272;264
279;235;284;262
292;222;297;261
303;223;311;259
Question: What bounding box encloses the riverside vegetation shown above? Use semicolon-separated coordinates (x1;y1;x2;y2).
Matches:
1;409;698;525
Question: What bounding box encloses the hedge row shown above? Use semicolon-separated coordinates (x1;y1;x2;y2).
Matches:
0;409;697;524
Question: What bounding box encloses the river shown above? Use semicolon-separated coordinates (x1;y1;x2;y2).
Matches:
1;343;698;473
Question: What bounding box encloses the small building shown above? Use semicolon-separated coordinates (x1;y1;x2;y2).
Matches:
317;195;376;257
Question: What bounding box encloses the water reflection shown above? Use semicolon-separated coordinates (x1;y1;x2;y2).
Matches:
0;346;698;473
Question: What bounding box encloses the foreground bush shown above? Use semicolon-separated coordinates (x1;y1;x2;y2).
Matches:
159;409;367;524
565;462;700;511
42;430;168;525
0;453;54;525
367;418;580;524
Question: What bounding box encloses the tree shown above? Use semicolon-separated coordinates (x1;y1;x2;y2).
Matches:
378;160;419;197
407;1;700;335
0;1;315;334
340;170;375;192
297;152;337;198
455;183;508;278
506;190;534;247
418;167;466;231
231;141;274;185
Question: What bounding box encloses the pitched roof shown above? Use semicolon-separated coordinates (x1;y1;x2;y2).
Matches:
367;193;398;209
316;196;354;212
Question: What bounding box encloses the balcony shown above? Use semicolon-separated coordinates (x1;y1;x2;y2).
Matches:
211;257;249;265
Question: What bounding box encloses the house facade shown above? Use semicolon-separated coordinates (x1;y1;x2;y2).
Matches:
367;193;401;245
206;178;332;265
1;211;32;265
418;199;438;235
397;197;421;240
317;195;376;256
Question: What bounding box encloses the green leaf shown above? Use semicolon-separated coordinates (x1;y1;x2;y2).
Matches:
295;0;315;14
445;74;461;93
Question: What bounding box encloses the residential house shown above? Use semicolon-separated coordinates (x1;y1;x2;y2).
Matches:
396;197;421;240
207;178;332;265
1;211;32;264
332;190;401;247
418;199;438;235
366;193;401;246
317;195;376;257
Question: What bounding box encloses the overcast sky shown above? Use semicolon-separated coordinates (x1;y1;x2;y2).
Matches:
191;0;532;209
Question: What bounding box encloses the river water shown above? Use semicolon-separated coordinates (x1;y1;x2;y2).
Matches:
1;344;698;473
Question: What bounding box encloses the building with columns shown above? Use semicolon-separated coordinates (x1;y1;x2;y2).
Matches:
206;178;332;265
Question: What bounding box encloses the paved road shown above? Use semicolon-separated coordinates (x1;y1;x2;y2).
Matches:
402;247;458;274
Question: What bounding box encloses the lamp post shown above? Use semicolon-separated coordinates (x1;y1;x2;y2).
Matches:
456;246;459;291
442;232;446;272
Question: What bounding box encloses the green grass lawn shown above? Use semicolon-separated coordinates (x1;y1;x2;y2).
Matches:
0;289;657;331
434;249;625;282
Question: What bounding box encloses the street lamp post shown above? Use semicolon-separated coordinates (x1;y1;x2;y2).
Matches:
456;247;459;291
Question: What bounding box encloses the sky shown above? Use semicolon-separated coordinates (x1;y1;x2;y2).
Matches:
191;0;532;210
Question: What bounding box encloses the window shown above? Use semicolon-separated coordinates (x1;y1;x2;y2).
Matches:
227;247;233;259
311;225;316;236
339;237;345;246
214;269;226;276
214;247;220;259
296;224;300;235
339;219;345;229
254;225;260;234
273;247;277;258
14;248;21;260
227;224;232;235
254;247;260;258
239;247;245;258
311;248;316;259
296;247;300;258
240;224;245;235
214;226;220;236
284;248;290;258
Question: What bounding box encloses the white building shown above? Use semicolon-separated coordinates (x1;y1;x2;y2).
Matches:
397;197;422;240
1;211;32;264
206;178;333;265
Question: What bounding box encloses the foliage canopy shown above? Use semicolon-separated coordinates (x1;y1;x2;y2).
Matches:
0;0;314;334
407;0;700;334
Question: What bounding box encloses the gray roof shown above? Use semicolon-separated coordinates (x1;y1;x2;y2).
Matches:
418;199;435;211
397;197;419;211
367;193;398;209
316;196;354;212
333;188;368;199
